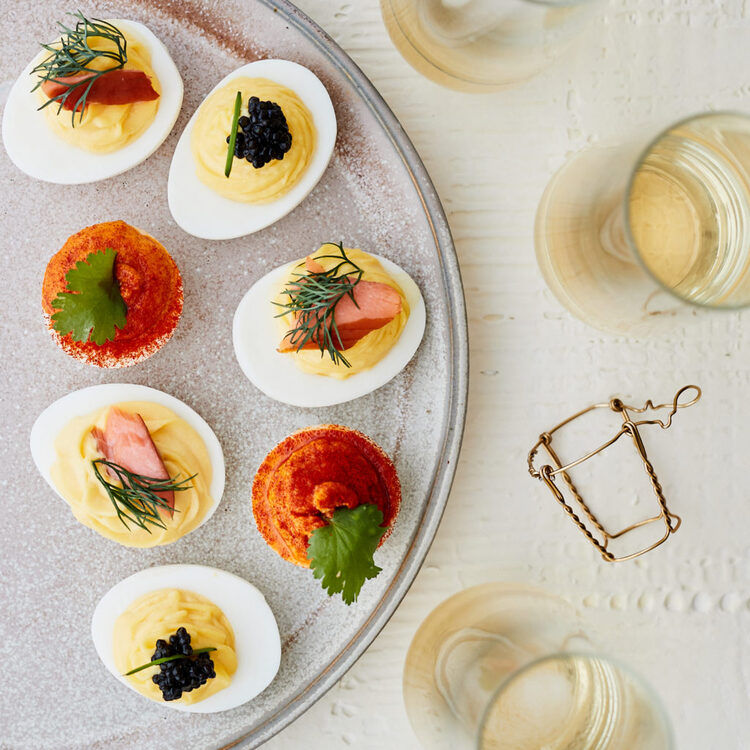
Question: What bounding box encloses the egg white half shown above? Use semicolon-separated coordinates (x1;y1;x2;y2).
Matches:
168;59;336;239
30;383;225;528
233;254;426;407
91;564;281;713
1;19;183;184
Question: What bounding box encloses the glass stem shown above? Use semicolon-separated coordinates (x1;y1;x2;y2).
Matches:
599;199;638;265
421;0;512;43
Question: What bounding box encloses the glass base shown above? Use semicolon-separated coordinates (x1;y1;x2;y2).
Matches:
380;0;599;93
402;584;588;749
478;653;674;750
535;146;692;337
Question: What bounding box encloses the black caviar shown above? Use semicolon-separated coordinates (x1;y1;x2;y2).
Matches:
226;96;293;169
151;627;216;701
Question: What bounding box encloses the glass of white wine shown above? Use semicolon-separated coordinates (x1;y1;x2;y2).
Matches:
403;584;673;749
535;111;750;336
380;0;602;92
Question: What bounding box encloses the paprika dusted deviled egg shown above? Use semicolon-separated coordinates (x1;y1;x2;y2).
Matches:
42;221;183;368
2;13;183;184
30;383;224;547
233;243;426;407
253;425;401;604
92;565;281;712
168;59;336;239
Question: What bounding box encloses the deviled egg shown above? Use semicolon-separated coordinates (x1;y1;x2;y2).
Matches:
30;383;224;547
233;243;426;407
42;221;183;368
92;564;281;712
168;59;336;239
253;425;401;604
2;14;183;184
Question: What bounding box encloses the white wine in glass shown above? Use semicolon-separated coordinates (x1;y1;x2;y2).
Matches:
380;0;601;92
535;112;750;335
478;654;673;750
403;584;673;749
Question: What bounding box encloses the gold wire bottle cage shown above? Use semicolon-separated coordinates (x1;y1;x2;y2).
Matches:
527;385;701;562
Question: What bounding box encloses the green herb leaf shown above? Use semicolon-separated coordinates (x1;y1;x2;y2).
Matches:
50;248;127;345
225;90;243;177
124;647;216;676
307;504;387;605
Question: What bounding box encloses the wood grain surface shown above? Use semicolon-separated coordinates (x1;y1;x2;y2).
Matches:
267;1;750;748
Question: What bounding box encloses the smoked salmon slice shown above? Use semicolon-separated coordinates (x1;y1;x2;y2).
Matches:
305;257;325;274
41;69;159;112
92;407;173;514
278;272;403;353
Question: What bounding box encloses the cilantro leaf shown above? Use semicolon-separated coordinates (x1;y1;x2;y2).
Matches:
307;504;388;605
50;248;127;345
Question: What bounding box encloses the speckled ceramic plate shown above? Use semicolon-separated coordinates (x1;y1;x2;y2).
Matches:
0;1;467;748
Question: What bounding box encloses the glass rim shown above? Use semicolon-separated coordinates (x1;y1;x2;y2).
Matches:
623;109;750;311
474;650;675;750
381;0;601;89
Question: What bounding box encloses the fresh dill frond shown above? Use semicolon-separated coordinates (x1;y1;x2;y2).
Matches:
92;459;195;533
31;12;128;126
274;242;364;368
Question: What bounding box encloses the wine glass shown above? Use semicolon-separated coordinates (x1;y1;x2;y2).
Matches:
380;0;602;92
535;111;750;336
402;583;673;749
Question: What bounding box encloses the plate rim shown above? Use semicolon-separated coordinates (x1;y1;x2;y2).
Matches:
219;1;469;747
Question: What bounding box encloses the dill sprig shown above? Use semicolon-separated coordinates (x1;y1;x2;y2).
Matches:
92;459;195;533
124;647;217;676
31;11;128;126
274;242;364;368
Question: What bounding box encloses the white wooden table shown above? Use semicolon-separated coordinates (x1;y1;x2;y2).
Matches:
268;1;750;747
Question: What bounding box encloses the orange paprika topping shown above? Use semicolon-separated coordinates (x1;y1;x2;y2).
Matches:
41;221;183;368
252;425;401;567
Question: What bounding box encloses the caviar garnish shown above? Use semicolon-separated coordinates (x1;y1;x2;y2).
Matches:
127;627;217;701
225;96;293;169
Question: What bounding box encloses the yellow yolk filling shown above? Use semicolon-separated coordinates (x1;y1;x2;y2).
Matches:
37;26;160;153
274;246;410;380
191;77;315;203
50;401;214;548
114;588;237;706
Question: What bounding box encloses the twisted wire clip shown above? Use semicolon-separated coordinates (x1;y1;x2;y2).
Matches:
527;385;701;562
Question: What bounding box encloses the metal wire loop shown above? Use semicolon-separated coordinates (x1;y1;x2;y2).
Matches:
527;385;701;562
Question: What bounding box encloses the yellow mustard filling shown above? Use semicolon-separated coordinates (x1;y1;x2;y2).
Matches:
50;401;214;548
274;246;410;380
38;27;160;153
191;77;315;203
114;588;237;706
